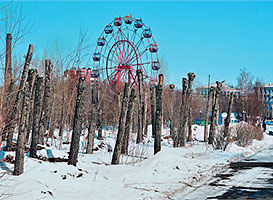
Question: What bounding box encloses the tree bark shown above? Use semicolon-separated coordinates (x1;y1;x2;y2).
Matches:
68;77;87;166
179;78;188;147
38;59;53;144
5;44;34;151
154;74;164;155
208;81;223;145
30;76;43;158
121;88;136;155
112;83;130;164
136;70;144;143
186;72;196;142
14;69;36;175
86;82;99;154
224;93;234;138
26;71;37;143
150;86;156;138
204;76;211;142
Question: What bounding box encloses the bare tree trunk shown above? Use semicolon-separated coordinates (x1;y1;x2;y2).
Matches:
150;86;156;138
30;76;43;158
47;92;56;144
154;74;164;155
204;75;211;142
137;70;144;143
186;72;196;142
5;44;34;151
68;77;87;166
86;82;99;154
59;90;65;138
169;87;178;147
143;89;148;137
4;33;12;94
121;88;136;155
38;59;53;145
208;81;223;145
14;69;36;175
224;93;234;138
179;78;188;147
112;83;130;165
26;71;37;143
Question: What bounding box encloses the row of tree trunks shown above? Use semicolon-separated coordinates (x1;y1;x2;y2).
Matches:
86;82;99;154
208;81;223;145
5;44;34;151
112;83;130;164
38;59;53;144
68;77;87;166
30;76;43;158
14;69;37;175
154;74;164;155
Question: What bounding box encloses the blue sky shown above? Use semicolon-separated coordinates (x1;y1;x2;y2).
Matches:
3;1;273;87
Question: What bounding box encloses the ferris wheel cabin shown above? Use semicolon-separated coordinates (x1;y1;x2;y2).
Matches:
134;19;143;28
125;15;132;24
104;25;113;34
143;29;152;38
93;53;101;61
152;61;160;70
149;44;158;53
114;17;122;26
91;70;100;78
97;38;106;46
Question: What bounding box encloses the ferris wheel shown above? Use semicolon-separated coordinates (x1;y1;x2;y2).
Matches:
92;15;160;88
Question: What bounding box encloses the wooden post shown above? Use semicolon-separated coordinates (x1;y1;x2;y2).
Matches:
30;76;43;158
112;83;130;164
38;59;53;144
68;77;87;166
224;93;234;138
179;78;188;147
204;75;211;142
208;81;223;145
5;44;34;151
14;69;36;175
86;82;99;154
154;74;163;155
121;88;136;155
136;70;144;143
187;72;196;142
150;85;156;137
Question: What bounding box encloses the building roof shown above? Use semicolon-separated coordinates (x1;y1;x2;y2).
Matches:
262;83;273;88
196;83;242;92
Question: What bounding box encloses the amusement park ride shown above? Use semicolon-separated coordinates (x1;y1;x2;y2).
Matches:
64;15;160;89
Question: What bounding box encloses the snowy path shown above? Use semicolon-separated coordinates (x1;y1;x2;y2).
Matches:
179;144;273;200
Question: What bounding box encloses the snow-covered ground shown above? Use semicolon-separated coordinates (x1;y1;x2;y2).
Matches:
1;125;273;200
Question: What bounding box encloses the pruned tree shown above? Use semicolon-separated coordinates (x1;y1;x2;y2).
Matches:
29;76;43;158
4;44;34;151
14;69;36;175
112;83;130;164
68;77;87;166
154;74;164;155
208;81;223;145
38;59;53;144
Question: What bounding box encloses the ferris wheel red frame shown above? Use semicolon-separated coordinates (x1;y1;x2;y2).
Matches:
92;15;160;88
